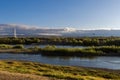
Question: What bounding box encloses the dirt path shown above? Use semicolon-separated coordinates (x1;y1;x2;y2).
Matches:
0;71;51;80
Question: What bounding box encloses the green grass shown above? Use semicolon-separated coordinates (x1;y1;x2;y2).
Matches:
0;60;119;80
39;45;120;56
13;45;24;49
0;44;120;56
0;44;13;49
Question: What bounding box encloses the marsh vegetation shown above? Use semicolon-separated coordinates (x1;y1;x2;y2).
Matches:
0;37;120;80
0;44;120;56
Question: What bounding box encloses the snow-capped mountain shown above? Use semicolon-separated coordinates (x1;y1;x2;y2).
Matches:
0;24;77;37
0;24;120;37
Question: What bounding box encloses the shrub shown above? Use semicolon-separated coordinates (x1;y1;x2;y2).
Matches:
13;45;24;49
0;44;12;49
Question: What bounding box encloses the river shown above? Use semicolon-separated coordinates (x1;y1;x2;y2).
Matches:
22;44;86;48
0;53;120;70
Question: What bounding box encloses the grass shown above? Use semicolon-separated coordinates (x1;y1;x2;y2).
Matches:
0;60;119;80
39;45;120;56
0;71;49;80
0;44;120;56
0;44;13;49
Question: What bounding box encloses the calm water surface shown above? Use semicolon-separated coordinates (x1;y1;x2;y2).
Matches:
22;44;86;48
0;53;120;70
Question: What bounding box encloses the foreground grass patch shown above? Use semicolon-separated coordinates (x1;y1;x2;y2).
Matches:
0;60;119;80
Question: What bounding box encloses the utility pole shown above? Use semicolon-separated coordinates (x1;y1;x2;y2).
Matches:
14;27;17;38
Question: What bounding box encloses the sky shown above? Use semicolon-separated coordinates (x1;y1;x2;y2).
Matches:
0;0;120;29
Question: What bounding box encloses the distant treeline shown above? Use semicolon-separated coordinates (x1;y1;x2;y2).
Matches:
0;37;120;46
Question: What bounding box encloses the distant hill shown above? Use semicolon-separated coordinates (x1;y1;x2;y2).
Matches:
0;24;120;37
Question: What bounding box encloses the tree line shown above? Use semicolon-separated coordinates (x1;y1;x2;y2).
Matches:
0;37;120;46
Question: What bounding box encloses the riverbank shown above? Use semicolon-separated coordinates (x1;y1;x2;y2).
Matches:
0;60;119;80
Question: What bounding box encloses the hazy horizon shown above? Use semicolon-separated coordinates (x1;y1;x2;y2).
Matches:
1;23;120;30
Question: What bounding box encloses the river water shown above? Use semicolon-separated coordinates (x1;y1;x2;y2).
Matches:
23;44;86;48
0;53;120;70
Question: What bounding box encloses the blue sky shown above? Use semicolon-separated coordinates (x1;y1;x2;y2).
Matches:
0;0;120;29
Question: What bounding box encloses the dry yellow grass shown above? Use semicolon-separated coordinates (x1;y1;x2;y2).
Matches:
0;71;107;80
0;60;119;80
0;71;50;80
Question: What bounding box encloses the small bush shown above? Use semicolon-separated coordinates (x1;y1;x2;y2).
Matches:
0;44;12;49
13;45;24;49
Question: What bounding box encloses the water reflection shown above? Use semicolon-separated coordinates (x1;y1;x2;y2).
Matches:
0;53;120;69
22;44;86;48
42;56;96;60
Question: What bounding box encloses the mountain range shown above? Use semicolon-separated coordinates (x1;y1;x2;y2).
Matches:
0;24;120;37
